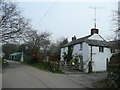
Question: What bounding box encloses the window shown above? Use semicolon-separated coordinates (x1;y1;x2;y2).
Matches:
80;43;83;50
99;46;104;52
111;49;115;53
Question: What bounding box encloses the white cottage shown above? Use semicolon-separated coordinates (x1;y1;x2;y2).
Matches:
60;28;114;73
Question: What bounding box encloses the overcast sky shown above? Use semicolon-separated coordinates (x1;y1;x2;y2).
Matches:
13;0;118;42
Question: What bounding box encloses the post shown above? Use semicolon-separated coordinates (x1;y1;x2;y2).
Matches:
20;51;24;62
47;56;49;61
106;58;109;71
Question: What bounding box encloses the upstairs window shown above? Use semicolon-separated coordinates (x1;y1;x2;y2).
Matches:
111;49;115;53
99;46;104;52
80;43;83;50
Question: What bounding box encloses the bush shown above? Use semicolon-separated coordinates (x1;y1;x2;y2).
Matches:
27;57;38;64
38;60;63;73
24;59;64;74
2;59;8;66
107;53;120;88
70;58;78;63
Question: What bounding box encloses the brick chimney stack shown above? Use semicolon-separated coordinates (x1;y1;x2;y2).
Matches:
91;28;99;35
72;35;76;41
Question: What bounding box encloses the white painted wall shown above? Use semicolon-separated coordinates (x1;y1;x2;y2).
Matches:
72;44;83;56
72;42;90;72
88;34;104;41
82;42;90;62
65;47;68;54
72;42;89;60
72;43;83;63
82;42;90;73
88;46;112;72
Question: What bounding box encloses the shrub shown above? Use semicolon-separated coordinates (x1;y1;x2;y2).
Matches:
25;59;63;74
2;59;8;66
107;53;120;88
38;60;63;73
27;56;38;64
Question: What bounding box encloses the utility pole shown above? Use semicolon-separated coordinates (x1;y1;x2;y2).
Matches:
89;7;104;28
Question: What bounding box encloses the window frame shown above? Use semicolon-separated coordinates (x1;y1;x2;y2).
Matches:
79;43;83;50
99;46;104;52
111;49;115;53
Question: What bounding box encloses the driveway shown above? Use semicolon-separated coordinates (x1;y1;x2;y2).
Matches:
62;70;107;88
2;60;107;88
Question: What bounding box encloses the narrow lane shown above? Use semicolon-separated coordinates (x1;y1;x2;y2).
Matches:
2;60;84;88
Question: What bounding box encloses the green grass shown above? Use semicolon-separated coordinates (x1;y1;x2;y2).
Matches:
22;61;64;74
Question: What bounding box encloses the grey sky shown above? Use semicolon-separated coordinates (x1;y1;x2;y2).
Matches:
15;1;117;42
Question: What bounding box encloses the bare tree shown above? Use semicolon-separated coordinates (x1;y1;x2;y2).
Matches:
112;9;120;40
48;37;68;56
110;5;120;51
0;1;31;42
26;30;51;54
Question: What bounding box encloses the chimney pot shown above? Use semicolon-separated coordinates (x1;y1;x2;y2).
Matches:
72;35;76;41
91;28;99;35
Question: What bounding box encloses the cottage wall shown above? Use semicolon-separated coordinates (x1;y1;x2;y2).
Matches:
72;42;89;61
88;46;112;72
82;42;90;73
83;42;90;62
72;42;90;71
72;44;82;63
65;47;68;54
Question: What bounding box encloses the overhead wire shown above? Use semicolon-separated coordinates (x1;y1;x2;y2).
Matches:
35;0;58;29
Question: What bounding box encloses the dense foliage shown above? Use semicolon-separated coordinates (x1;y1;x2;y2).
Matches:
24;60;64;74
107;53;120;88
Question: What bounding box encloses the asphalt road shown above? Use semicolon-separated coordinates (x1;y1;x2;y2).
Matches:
2;60;84;88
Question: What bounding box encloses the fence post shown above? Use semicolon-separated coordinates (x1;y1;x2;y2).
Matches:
47;56;49;61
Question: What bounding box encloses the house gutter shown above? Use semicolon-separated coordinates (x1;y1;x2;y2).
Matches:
90;45;92;62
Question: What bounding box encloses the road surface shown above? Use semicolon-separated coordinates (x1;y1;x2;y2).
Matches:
3;60;84;88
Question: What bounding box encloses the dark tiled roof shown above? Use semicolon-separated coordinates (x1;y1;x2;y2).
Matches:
109;40;120;45
85;40;110;47
108;40;120;48
61;35;91;48
61;34;111;48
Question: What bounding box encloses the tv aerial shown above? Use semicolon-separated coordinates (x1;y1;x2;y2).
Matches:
89;7;104;28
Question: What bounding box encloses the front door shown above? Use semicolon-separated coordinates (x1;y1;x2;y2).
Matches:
88;61;92;73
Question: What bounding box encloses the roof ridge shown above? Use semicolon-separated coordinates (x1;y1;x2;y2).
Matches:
61;35;92;48
76;35;91;40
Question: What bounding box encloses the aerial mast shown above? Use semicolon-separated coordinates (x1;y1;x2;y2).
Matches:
89;7;104;28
